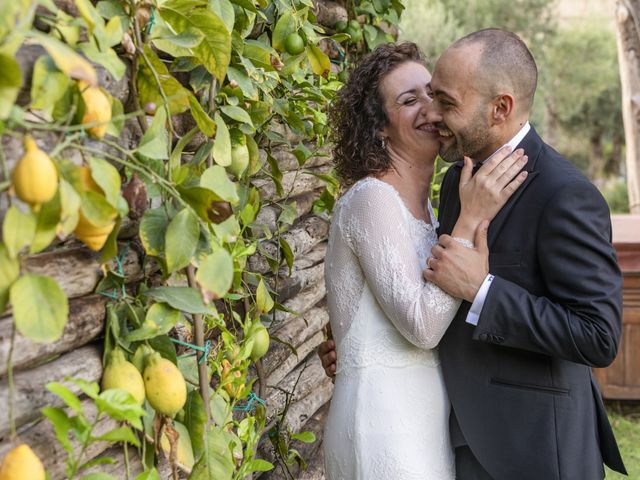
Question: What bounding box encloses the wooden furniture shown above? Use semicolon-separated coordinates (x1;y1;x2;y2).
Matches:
594;214;640;399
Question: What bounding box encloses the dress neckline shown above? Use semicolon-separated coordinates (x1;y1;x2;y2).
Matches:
353;177;438;231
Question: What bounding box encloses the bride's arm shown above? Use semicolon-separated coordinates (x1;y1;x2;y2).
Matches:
452;147;529;242
338;181;460;349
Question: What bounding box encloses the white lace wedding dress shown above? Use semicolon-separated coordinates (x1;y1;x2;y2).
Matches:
323;177;461;480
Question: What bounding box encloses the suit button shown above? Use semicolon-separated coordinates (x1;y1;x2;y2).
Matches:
479;333;489;341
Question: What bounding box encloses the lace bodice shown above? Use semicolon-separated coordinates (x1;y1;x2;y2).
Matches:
325;177;461;362
323;177;458;480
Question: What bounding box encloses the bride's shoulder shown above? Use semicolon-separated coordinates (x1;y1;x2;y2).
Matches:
338;177;400;210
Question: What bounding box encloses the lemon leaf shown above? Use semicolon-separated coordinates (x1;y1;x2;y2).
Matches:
0;243;19;313
144;286;213;315
212;112;231;166
125;303;182;341
80;190;117;228
220;105;254;128
31;32;97;86
165;208;199;273
158;4;231;82
58;179;81;235
138;106;170;160
29;56;69;114
136;45;190;115
306;44;330;77
188;94;216;137
10;274;68;343
139;208;169;256
200;165;239;204
30;193;61;253
256;278;274;313
196;249;234;300
3;205;36;259
0;54;22;119
184;390;207;459
88;157;121;209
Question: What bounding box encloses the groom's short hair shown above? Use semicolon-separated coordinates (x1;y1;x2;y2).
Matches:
453;28;538;112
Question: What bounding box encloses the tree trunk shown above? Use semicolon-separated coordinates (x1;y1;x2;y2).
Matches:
605;131;625;177
616;0;640;213
588;130;605;181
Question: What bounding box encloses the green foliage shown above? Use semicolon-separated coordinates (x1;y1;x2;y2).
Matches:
606;407;640;479
399;0;555;62
1;0;403;477
42;379;145;479
538;23;623;179
600;179;630;214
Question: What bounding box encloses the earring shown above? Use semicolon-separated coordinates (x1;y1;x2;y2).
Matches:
381;137;388;149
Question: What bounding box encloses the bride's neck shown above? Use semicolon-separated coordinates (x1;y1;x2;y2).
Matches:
378;152;434;222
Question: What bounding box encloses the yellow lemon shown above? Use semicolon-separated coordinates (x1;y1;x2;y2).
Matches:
74;210;115;251
159;421;195;470
101;349;146;405
73;165;116;250
11;136;58;210
143;352;187;417
0;444;46;480
78;80;112;139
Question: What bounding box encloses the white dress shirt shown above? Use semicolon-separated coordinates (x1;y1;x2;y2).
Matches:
465;122;531;326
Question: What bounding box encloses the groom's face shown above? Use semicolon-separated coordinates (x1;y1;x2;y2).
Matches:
427;45;498;163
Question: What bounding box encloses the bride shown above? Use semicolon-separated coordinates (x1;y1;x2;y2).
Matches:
322;43;528;479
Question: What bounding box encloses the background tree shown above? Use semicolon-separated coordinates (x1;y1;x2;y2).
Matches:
615;0;640;214
399;0;630;212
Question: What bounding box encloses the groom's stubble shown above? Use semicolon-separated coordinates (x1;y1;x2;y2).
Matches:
439;101;499;164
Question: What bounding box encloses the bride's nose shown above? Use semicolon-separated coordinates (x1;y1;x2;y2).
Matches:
424;99;442;124
419;96;431;115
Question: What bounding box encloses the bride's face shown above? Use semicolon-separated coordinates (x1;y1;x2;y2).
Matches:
378;61;440;166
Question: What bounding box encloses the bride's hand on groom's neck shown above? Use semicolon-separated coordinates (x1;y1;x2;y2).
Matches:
457;148;528;242
424;222;490;302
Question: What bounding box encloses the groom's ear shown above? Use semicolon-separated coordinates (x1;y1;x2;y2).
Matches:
490;93;514;125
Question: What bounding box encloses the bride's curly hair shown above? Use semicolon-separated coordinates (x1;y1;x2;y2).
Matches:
328;42;428;187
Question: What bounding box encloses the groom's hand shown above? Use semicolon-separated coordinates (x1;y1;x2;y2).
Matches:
424;221;490;302
318;339;337;382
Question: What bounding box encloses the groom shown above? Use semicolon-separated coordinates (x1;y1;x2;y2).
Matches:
319;29;627;479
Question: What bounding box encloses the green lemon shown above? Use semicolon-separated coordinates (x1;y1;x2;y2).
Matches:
249;324;270;361
229;130;249;178
346;26;362;43
284;32;305;55
334;20;348;33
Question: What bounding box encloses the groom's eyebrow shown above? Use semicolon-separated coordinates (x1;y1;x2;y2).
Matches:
432;88;457;103
428;81;455;100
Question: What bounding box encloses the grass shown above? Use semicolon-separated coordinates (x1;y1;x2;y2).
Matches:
606;402;640;479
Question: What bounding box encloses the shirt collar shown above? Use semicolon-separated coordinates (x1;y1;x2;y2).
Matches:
481;121;531;164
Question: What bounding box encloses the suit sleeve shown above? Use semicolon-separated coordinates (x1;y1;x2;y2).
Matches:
474;180;623;368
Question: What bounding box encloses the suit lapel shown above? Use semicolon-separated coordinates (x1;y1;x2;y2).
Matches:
438;127;545;245
438;161;463;236
487;127;543;248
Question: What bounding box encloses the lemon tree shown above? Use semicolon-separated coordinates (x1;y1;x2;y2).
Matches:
0;0;406;478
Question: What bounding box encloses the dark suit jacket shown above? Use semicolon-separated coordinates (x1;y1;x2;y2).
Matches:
437;126;626;480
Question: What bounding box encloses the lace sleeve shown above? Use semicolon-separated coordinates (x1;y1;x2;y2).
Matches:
339;180;461;349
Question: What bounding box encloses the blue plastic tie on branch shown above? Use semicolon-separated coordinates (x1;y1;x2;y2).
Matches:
171;338;212;365
97;242;129;300
233;392;266;413
146;6;156;35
